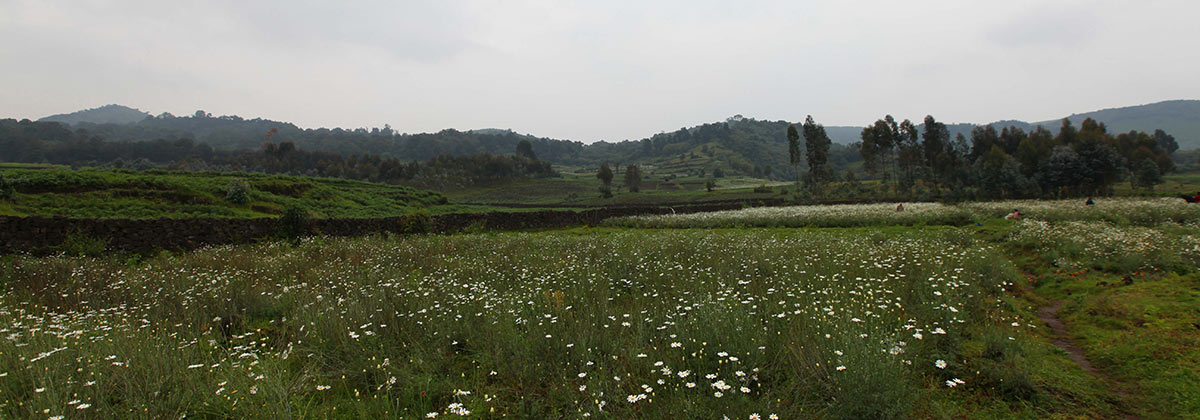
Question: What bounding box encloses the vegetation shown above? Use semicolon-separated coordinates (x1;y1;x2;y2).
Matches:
596;163;614;198
0;228;1025;418
607;198;1200;229
1;198;1196;418
0;166;446;219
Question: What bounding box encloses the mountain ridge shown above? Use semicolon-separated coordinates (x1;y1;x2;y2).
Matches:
39;100;1198;150
39;104;151;126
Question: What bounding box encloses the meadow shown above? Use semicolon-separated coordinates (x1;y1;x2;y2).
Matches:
2;199;1198;418
606;197;1200;228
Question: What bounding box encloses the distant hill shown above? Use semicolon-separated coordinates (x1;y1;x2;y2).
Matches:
1035;100;1200;150
39;104;150;125
19;99;1197;180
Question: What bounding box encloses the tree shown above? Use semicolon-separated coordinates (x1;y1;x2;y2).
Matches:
787;124;802;188
624;164;642;193
858;123;883;181
516;139;538;160
705;178;716;192
802;115;832;192
1041;146;1085;196
597;163;614;198
974;145;1024;198
1074;139;1124;195
1153;129;1179;155
894;119;921;193
1131;159;1162;191
921;115;949;184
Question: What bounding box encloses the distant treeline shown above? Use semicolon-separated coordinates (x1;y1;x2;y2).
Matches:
799;115;1181;199
0;118;554;189
16;111;863;178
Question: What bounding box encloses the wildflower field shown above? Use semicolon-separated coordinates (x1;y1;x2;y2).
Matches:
606;197;1200;228
2;198;1198;419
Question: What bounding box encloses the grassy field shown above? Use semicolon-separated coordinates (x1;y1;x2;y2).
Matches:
607;197;1200;229
4;200;1198;418
0;228;1038;419
442;170;784;207
0;166;449;219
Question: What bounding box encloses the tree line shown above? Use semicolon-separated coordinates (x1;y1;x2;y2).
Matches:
0;119;554;189
793;115;1179;199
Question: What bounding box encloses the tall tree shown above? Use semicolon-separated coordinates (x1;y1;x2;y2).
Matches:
802;115;832;191
1153;129;1179;155
515;139;538;160
597;163;614;198
895;119;921;193
787;124;802;189
921;115;950;187
624;164;642;193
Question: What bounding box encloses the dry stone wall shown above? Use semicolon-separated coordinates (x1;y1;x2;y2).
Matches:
0;200;779;254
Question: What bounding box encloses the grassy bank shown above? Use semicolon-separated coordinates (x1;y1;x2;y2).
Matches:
0;167;446;219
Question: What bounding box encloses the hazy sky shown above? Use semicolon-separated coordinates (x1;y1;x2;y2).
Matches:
2;0;1198;142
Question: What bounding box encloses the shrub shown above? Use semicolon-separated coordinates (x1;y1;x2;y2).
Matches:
0;172;13;201
276;205;310;244
403;210;433;234
54;231;108;257
225;179;251;204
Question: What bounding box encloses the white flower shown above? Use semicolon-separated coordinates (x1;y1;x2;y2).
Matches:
935;360;947;369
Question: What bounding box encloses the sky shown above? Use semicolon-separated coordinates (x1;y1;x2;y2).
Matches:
1;0;1198;142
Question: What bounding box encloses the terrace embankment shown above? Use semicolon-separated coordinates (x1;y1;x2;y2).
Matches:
0;201;759;254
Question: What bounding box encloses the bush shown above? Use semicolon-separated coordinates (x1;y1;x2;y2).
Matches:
225;179;251;204
54;231;108;257
403;210;433;234
0;172;13;201
276;206;310;244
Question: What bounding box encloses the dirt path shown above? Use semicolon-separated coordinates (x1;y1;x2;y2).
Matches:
1038;301;1099;374
1038;300;1138;419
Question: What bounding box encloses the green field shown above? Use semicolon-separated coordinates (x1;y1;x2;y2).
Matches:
0;165;449;219
443;169;785;207
2;199;1197;418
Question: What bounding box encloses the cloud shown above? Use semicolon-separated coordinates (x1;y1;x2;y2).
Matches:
0;0;1197;141
984;4;1099;49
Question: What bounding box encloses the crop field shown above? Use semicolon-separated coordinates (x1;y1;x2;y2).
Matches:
1;199;1198;419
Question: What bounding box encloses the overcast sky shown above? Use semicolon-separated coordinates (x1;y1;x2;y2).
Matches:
2;0;1197;142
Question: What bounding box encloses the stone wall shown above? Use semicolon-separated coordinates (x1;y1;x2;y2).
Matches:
0;200;777;254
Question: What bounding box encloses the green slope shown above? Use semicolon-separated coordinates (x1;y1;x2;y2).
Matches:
0;165;446;219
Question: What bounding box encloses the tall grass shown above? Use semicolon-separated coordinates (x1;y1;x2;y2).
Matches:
0;230;1018;418
606;198;1200;229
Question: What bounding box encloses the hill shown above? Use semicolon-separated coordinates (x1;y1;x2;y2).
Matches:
1036;100;1200;150
0;164;447;219
39;104;150;125
21;100;1198;180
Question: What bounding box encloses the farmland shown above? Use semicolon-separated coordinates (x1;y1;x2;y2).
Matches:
1;200;1198;418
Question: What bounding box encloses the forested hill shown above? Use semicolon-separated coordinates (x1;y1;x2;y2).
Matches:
13;100;1197;179
1041;100;1200;149
40;104;151;125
